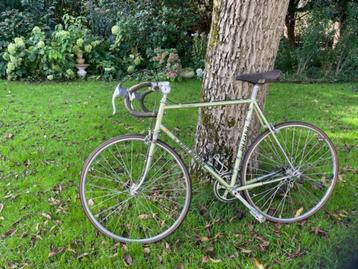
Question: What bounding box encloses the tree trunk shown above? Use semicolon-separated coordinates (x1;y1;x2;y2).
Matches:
196;0;213;33
193;0;289;176
285;0;299;47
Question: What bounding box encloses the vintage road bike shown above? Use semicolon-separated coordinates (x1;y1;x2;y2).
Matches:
79;70;338;244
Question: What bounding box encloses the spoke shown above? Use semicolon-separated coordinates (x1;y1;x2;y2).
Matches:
298;137;321;167
298;184;320;203
91;192;120;210
111;146;132;181
297;130;316;166
90;191;125;201
140;198;162;228
264;134;285;164
99;196;133;221
93;159;120;182
291;127;295;161
141;166;181;192
275;183;290;218
261;181;286;212
87;183;121;193
256;150;283;166
99;152;122;180
143;198;177;223
299;153;332;171
130;141;134;179
253;185;283;204
88;174;122;184
293;128;303;164
276;128;291;163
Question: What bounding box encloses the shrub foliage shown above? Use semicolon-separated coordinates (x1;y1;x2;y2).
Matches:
0;0;357;81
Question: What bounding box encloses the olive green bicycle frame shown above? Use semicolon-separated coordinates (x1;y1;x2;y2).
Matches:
137;85;294;198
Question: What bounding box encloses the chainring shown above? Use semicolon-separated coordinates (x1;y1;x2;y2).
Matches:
213;172;237;203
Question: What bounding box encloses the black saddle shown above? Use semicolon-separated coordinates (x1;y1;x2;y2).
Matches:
236;70;282;84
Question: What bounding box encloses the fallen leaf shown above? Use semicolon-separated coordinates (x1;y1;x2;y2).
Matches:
20;232;29;238
41;212;52;220
0;203;3;213
199;205;208;216
310;227;327;237
204;246;214;255
111;242;120;251
210;258;222;263
31;235;42;246
123;255;133;266
252;258;265;269
175;263;184;269
77;252;90;260
122;243;128;252
67;247;76;254
238;247;252;254
164;242;170;251
138;214;149;220
202;256;209;263
143;246;150;256
288;246;304;259
48;247;64;258
48;197;61;206
1;227;16;238
88;199;95;206
255;235;270;252
7;262;17;269
294;207;304;218
5;133;14;140
204;223;212;229
199;236;209;242
213;232;224;240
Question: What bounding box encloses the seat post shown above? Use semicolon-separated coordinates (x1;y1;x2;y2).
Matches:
251;84;260;100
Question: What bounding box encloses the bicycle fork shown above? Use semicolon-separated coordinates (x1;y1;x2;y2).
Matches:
130;93;168;194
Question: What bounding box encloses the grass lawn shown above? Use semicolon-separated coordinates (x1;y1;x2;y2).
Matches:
0;79;357;269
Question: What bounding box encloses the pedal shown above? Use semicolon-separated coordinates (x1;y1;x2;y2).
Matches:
249;209;266;223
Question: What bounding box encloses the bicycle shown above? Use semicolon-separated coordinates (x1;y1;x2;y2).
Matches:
80;70;338;244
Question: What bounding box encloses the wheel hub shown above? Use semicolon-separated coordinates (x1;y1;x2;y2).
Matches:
129;183;138;196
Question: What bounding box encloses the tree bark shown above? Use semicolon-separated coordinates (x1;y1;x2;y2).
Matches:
193;0;289;176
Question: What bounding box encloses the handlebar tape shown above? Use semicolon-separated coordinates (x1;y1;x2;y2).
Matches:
124;82;158;118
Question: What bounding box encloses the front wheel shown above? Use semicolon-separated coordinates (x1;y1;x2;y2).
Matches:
80;135;192;244
241;122;338;223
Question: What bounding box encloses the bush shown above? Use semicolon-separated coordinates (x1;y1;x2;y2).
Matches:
2;14;106;81
150;48;183;81
114;1;200;65
0;9;42;78
191;32;207;70
294;7;333;76
331;3;358;79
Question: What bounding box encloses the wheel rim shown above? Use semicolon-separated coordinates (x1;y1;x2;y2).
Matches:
242;123;338;222
80;136;191;243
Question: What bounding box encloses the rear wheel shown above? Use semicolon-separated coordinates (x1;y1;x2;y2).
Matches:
80;135;192;243
241;122;338;223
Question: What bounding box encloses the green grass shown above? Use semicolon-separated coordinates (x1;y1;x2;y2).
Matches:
0;79;357;268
